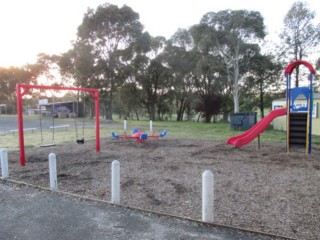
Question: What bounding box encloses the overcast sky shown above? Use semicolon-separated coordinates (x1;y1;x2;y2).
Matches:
0;0;319;67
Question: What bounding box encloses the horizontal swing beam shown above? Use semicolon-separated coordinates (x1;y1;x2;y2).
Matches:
18;84;99;97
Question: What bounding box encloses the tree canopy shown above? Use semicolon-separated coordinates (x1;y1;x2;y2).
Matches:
280;1;320;86
199;9;266;113
75;3;144;120
1;2;319;122
0;66;37;113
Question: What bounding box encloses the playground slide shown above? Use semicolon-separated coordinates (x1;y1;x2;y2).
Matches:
226;108;286;147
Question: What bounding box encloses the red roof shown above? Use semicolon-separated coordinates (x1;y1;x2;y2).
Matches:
284;60;316;76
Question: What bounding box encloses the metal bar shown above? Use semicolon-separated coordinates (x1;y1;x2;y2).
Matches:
16;84;26;166
286;73;290;153
308;72;313;154
95;90;100;152
18;84;98;94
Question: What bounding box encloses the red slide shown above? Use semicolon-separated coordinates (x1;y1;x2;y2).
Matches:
226;108;286;147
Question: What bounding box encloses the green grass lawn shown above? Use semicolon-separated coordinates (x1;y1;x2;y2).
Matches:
108;119;288;142
2;116;320;151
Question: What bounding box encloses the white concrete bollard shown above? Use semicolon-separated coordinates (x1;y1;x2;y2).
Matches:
111;160;120;204
48;153;58;191
0;148;9;179
149;120;153;132
202;170;214;222
124;120;127;131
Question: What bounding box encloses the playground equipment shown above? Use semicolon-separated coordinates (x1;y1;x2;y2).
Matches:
112;128;167;143
16;84;100;166
112;128;148;143
226;60;316;154
285;60;316;154
112;119;167;143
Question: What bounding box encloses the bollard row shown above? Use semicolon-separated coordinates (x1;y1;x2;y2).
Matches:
1;149;214;223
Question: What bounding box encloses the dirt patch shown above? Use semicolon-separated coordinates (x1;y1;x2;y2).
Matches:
6;138;320;239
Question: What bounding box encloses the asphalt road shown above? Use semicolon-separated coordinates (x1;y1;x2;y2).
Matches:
0;115;70;132
0;183;281;240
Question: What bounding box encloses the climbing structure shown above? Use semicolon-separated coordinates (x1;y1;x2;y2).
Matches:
285;60;316;154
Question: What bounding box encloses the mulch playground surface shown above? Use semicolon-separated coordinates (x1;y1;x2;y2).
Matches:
4;138;320;239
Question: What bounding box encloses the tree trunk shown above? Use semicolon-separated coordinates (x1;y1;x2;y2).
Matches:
187;105;192;121
233;90;240;113
102;95;108;119
177;99;187;122
205;114;211;123
157;105;161;120
222;112;228;122
149;103;155;121
107;78;114;120
9;96;16;114
135;110;140;121
295;67;300;87
175;98;180;121
181;100;188;121
197;113;201;122
149;92;157;121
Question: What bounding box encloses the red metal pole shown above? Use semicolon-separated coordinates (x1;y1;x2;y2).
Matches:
95;90;100;152
16;84;26;166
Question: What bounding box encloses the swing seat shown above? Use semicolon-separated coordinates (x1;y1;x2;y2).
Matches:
40;144;56;148
76;138;85;144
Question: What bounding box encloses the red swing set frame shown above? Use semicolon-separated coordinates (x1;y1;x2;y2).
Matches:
16;84;101;166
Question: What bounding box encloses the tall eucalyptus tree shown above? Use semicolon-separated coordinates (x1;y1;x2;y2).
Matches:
76;3;143;120
244;54;283;118
164;29;196;121
132;34;170;120
200;10;266;113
